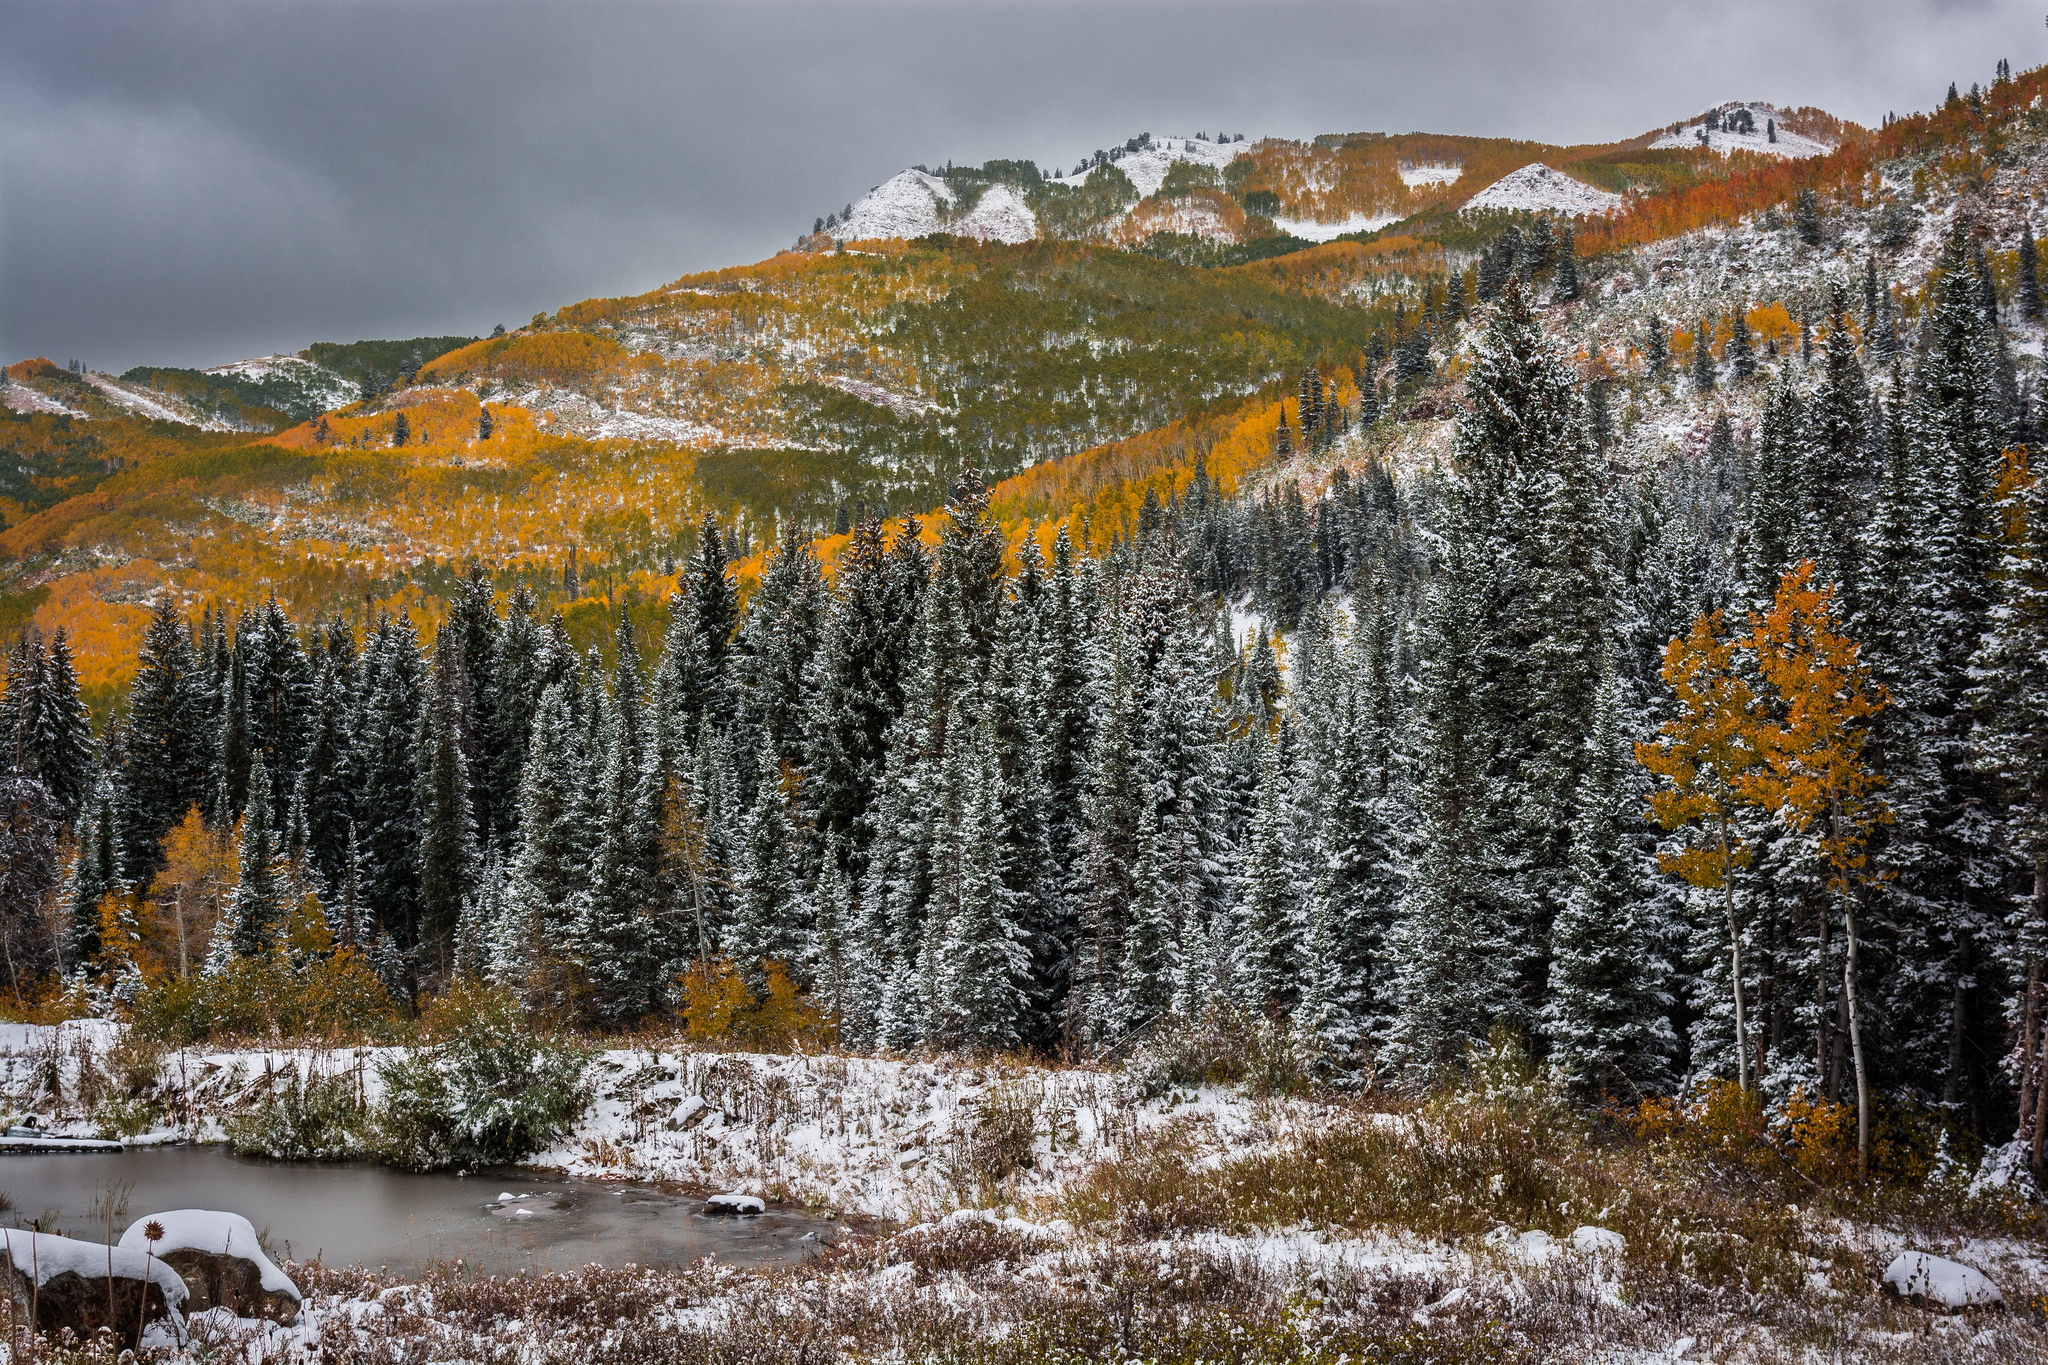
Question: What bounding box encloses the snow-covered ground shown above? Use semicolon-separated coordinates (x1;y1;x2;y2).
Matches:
0;380;85;418
1649;104;1835;159
1464;163;1624;216
206;354;360;410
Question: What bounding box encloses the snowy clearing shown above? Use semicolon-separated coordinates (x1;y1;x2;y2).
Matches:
1399;163;1464;188
1272;212;1404;242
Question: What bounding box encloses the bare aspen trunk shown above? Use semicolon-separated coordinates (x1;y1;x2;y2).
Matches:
1946;932;1971;1109
2020;957;2041;1145
1722;813;1751;1093
2032;854;2048;1174
1844;893;1870;1179
1816;901;1832;1092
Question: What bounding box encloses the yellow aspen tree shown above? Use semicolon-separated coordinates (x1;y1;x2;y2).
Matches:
1747;560;1890;1177
1637;608;1771;1093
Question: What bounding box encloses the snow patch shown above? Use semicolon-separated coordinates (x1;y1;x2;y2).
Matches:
1464;164;1623;217
836;170;955;242
0;1227;190;1310
1399;163;1463;189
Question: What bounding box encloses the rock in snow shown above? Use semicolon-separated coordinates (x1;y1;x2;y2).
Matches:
0;1227;189;1340
1464;163;1624;217
120;1210;302;1324
1881;1251;2003;1310
704;1193;766;1216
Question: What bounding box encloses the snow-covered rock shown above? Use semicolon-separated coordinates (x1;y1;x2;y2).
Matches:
704;1193;765;1216
1882;1251;2003;1310
1465;163;1623;217
0;1228;189;1340
120;1210;301;1324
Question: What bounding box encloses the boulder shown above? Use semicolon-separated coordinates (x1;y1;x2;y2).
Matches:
118;1211;300;1325
1881;1251;2002;1311
0;1228;187;1341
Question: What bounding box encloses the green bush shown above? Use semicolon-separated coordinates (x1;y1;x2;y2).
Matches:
373;987;592;1172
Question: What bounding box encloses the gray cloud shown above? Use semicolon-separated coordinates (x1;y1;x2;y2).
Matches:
2;0;2038;371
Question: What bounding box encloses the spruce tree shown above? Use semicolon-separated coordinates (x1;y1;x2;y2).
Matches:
1541;677;1672;1095
494;684;586;1001
219;754;284;963
415;629;477;965
125;598;207;879
1691;315;1716;393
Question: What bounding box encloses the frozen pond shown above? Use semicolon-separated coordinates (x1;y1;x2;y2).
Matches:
0;1145;834;1274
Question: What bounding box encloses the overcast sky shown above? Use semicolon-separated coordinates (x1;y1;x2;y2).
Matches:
3;0;2042;373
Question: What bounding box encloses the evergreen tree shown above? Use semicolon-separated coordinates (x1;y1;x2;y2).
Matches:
415;629;477;966
124;598;207;880
1691;315;1716;393
1541;677;1673;1094
494;684;586;1001
217;754;284;963
1727;304;1756;381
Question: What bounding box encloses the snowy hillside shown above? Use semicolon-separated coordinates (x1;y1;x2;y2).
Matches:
1051;133;1248;198
835;170;1037;244
836;170;958;242
1464;163;1624;216
206;355;359;412
1649;103;1834;159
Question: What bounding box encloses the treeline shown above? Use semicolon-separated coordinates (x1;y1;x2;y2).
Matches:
2;234;2046;1173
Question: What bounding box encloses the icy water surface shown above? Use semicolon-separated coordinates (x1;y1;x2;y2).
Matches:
0;1145;833;1273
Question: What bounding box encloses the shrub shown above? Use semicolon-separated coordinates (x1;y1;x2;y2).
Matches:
127;947;398;1045
678;958;834;1053
373;984;592;1171
225;1068;373;1161
1126;999;1309;1098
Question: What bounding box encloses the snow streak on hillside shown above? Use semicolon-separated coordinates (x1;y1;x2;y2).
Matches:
1649;104;1834;159
1464;163;1623;216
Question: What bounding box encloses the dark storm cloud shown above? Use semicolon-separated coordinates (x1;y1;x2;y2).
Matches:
1;0;2038;371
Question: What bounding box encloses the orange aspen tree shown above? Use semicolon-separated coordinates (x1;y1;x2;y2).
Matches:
1747;561;1890;1176
1637;609;1770;1093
